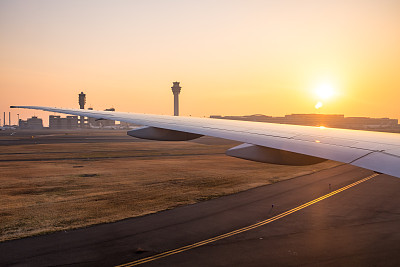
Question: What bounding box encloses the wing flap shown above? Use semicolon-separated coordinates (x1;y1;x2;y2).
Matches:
352;152;400;178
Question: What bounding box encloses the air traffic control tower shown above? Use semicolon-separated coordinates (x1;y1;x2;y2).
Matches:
78;92;86;127
171;82;181;116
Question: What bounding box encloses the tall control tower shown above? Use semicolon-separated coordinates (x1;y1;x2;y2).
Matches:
171;82;181;116
78;92;86;127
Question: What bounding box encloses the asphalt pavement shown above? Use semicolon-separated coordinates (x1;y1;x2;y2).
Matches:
1;164;399;266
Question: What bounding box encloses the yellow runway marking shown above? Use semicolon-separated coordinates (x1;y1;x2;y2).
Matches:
116;173;379;267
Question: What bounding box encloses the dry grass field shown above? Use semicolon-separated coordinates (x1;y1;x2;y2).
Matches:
0;130;341;242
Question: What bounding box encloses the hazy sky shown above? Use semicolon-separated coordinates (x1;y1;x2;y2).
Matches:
1;0;399;125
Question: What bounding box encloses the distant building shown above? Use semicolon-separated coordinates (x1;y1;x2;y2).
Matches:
87;107;97;127
344;117;398;129
119;121;137;129
211;114;399;130
87;108;116;128
19;116;43;129
100;108;116;127
284;114;345;127
49;115;78;129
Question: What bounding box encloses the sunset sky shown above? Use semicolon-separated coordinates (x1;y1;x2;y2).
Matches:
1;0;399;126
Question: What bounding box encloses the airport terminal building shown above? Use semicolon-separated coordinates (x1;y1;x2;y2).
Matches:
49;115;79;129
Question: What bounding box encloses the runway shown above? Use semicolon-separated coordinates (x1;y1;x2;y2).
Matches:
1;164;399;266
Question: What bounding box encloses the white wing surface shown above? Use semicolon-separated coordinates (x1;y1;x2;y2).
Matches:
11;106;400;178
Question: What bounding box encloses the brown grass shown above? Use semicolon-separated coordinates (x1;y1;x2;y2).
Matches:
0;133;340;241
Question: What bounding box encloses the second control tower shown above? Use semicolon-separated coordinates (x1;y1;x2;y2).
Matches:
78;92;86;127
171;82;181;116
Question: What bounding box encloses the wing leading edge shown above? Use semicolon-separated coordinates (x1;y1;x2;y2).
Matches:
10;105;400;178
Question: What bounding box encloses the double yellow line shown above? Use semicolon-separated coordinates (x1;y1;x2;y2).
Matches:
116;173;379;267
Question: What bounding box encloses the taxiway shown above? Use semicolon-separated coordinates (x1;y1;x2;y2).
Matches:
1;164;399;266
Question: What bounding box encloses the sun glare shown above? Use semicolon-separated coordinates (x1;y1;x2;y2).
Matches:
315;83;335;100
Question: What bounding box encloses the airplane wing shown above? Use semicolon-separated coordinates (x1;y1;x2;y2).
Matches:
11;105;400;178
